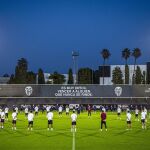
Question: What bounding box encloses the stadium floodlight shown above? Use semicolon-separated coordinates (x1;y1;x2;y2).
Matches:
72;51;79;84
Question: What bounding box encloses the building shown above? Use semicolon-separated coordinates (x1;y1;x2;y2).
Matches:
0;77;10;84
98;62;150;85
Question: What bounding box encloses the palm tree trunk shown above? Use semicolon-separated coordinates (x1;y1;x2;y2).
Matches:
125;59;127;65
133;58;137;84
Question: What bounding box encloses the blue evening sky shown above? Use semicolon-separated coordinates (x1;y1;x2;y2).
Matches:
0;0;150;75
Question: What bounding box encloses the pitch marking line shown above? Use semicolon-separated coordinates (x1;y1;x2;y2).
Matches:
72;131;75;150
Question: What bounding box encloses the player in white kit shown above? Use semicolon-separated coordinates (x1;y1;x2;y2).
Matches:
141;109;146;129
34;106;39;116
126;110;132;130
25;107;29;117
47;109;54;131
117;106;121;119
71;110;77;132
5;107;9;121
27;110;34;131
15;107;19;115
0;109;5;129
66;106;69;115
46;106;50;114
58;106;63;117
135;107;139;121
12;109;17;130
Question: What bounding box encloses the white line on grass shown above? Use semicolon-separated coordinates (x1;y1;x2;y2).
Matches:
72;131;75;150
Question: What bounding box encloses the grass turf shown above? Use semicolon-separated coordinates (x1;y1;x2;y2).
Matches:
0;111;150;150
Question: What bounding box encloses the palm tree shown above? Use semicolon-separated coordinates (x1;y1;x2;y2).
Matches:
132;48;142;84
122;48;131;84
101;49;111;85
122;48;130;65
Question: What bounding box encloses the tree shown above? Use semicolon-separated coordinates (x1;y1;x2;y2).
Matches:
125;65;129;84
8;58;37;84
8;74;15;84
26;71;36;84
147;71;150;84
3;74;9;77
122;48;131;65
132;48;142;84
142;71;146;84
112;67;123;84
38;68;45;84
14;58;28;84
101;49;111;85
78;68;93;84
135;66;142;84
67;68;74;84
49;72;66;84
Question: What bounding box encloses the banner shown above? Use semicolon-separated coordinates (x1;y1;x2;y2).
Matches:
0;84;150;98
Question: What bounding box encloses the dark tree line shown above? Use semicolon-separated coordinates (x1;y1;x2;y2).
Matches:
7;47;149;85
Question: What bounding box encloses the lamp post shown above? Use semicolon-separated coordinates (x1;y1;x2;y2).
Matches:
72;51;79;84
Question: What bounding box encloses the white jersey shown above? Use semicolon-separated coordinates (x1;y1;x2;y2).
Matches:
66;107;69;113
144;109;147;115
102;107;106;112
12;112;17;120
25;108;28;114
15;107;18;113
28;113;34;121
5;107;9;113
35;106;38;112
117;108;121;113
59;106;63;112
127;113;131;121
47;112;53;120
46;106;50;112
135;109;139;114
1;112;5;119
141;112;146;120
71;113;77;122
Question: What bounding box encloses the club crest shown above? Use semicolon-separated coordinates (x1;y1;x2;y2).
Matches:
25;86;33;96
114;87;122;97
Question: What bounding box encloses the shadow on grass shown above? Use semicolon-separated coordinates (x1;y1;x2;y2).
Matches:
33;130;72;138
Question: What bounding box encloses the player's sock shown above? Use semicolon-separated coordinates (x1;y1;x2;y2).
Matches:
31;128;33;131
51;128;53;131
28;128;29;130
106;129;107;131
75;128;76;132
47;128;49;131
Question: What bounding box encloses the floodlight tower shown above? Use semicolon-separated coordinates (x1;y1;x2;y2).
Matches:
72;51;79;84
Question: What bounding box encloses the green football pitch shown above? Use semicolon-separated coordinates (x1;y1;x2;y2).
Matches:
0;111;150;150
